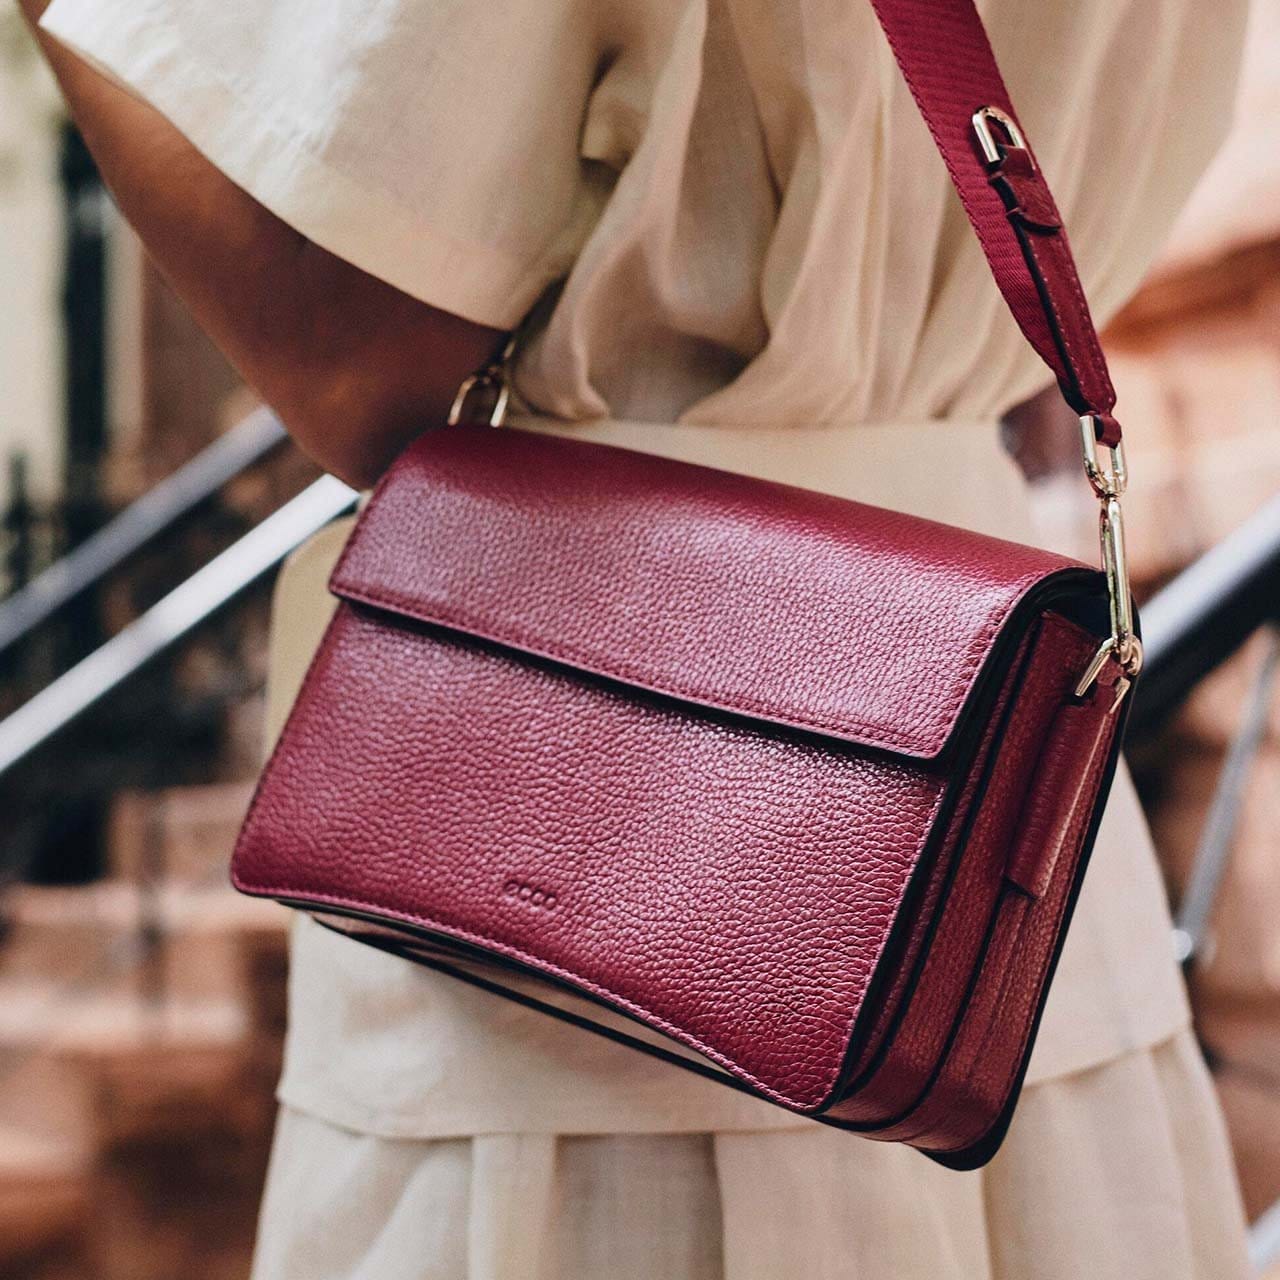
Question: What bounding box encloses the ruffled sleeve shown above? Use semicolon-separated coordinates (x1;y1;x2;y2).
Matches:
41;0;624;327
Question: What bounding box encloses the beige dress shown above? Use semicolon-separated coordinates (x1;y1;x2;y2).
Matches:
42;0;1253;1274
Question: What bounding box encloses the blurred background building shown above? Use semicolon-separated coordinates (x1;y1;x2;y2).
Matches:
0;10;317;1276
0;3;1278;1277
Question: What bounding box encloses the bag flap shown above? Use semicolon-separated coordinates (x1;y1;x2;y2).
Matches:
330;426;1094;760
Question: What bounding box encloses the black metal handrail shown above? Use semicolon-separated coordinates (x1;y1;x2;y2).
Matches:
0;474;355;779
1122;491;1280;1273
0;406;287;656
1129;491;1280;740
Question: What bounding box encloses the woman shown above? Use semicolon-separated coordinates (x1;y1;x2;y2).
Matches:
22;0;1253;1275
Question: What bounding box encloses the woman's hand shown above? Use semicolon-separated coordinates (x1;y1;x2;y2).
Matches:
17;0;506;489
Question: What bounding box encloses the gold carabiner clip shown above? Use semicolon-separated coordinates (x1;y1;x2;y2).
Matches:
1075;414;1143;706
447;335;518;428
1079;415;1128;500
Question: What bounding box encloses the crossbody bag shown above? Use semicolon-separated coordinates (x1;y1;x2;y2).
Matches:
232;0;1144;1169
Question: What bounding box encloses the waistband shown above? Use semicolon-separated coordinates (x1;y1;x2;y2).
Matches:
505;414;1035;543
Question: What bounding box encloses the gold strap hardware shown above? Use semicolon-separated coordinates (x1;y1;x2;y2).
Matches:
447;335;518;429
1079;419;1129;500
1075;414;1143;705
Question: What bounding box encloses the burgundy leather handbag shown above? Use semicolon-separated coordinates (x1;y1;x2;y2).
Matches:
232;0;1144;1168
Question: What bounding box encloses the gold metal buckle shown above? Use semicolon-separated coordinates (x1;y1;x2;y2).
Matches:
971;106;1031;168
1074;633;1144;710
447;335;517;428
1075;414;1142;706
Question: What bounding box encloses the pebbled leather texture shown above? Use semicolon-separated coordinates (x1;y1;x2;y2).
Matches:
232;425;1125;1166
329;426;1088;760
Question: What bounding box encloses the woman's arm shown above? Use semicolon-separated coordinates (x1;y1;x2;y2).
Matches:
18;0;506;489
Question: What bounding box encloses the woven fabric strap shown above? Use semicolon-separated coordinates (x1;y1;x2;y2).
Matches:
868;0;1121;445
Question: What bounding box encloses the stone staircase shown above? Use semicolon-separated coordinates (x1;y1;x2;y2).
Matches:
0;781;289;1279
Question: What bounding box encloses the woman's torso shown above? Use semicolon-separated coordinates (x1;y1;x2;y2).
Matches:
267;0;1244;1135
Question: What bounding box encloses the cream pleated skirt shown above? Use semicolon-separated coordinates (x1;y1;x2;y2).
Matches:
250;1030;1248;1280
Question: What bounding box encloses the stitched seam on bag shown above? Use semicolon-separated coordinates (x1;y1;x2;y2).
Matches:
1022;231;1085;393
235;878;854;1111
1045;229;1114;404
1022;230;1113;409
331;577;1030;758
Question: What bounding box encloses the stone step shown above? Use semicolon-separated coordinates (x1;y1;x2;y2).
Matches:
0;977;249;1058
107;781;256;884
0;1128;92;1272
0;960;282;1274
1149;744;1280;1000
0;1049;96;1164
0;876;291;1159
0;880;289;1007
0;986;276;1276
0;978;265;1150
1198;1001;1280;1224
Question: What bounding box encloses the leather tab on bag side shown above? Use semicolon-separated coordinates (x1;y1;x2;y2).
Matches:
1004;687;1116;899
988;150;1062;234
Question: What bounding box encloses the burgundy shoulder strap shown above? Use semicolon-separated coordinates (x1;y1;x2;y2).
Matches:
868;0;1121;445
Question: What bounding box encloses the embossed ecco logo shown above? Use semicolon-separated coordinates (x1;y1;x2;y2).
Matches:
503;879;558;910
